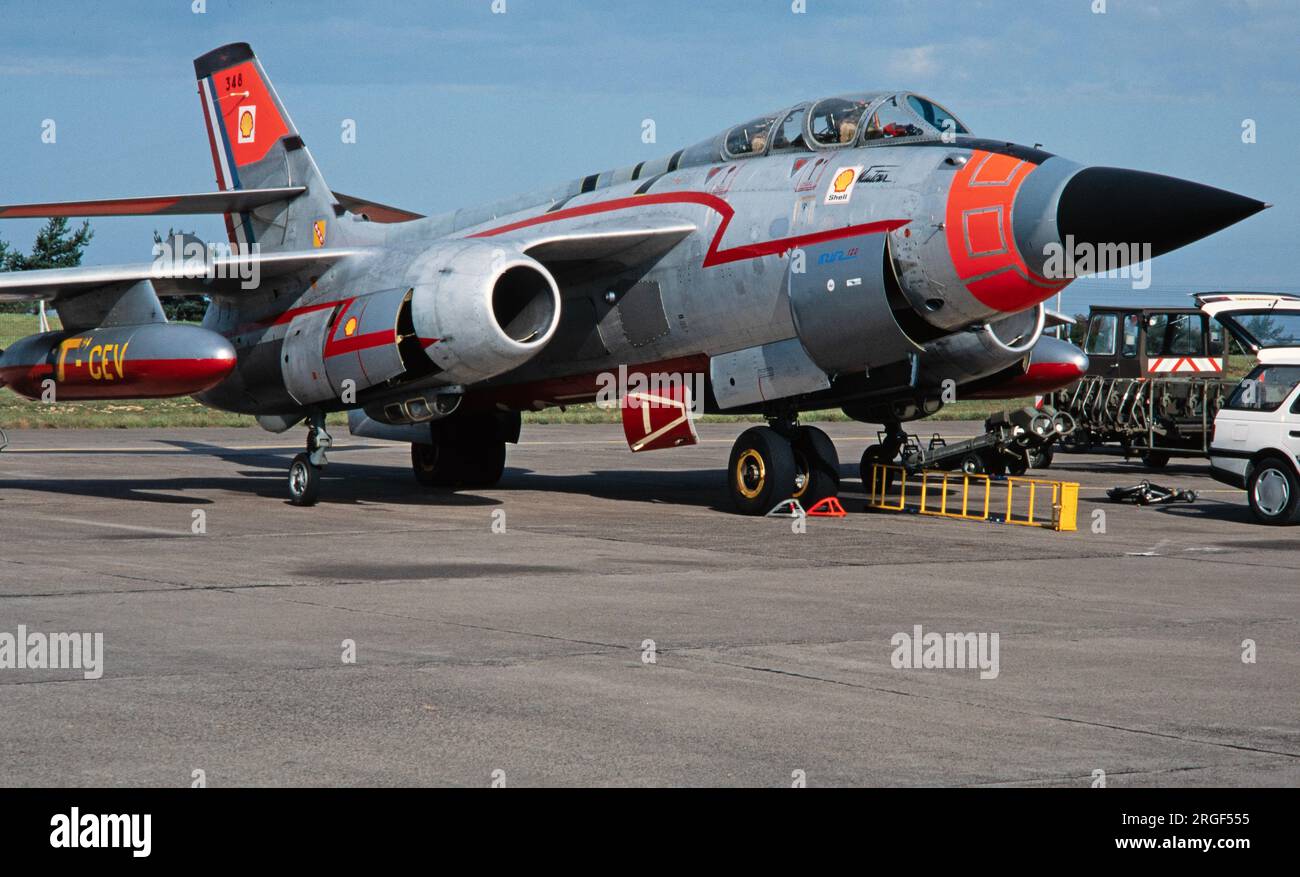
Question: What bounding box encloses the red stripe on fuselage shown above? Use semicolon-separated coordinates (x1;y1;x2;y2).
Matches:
0;357;235;400
468;191;908;267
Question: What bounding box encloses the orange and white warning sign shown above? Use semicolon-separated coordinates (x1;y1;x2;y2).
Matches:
824;166;862;205
312;220;327;248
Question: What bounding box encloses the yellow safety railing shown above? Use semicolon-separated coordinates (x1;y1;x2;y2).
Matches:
867;464;1079;532
920;469;991;521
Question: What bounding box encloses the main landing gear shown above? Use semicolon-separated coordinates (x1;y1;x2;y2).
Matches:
288;413;331;506
726;415;840;515
411;412;509;490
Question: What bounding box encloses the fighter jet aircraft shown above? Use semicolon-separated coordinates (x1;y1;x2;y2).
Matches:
0;43;1267;512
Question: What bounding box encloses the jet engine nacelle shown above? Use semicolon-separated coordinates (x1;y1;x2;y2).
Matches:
917;304;1046;387
788;231;924;376
0;323;236;401
406;240;562;386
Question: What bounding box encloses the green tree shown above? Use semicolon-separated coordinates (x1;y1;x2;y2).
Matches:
0;218;95;312
12;217;94;271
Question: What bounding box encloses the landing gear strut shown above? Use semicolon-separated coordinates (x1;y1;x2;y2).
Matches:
859;419;906;489
288;413;331;506
726;412;840;515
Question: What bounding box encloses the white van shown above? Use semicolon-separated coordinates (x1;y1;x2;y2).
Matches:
1199;293;1300;525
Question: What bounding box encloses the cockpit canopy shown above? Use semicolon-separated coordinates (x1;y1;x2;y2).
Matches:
561;91;972;210
720;91;969;160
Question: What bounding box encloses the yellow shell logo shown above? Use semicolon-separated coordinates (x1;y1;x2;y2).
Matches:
343;316;358;337
832;168;856;193
238;109;255;140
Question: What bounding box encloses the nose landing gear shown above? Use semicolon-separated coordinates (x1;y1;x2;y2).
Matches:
288;413;331;506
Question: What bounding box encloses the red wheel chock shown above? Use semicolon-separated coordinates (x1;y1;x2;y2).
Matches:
806;497;847;517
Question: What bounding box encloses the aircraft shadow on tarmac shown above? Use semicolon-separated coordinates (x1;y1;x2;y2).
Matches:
0;437;747;510
158;438;739;509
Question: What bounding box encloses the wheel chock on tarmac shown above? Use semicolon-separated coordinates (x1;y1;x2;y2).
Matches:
766;498;806;518
806;496;847;517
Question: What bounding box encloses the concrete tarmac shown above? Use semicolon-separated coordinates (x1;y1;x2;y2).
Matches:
0;422;1296;786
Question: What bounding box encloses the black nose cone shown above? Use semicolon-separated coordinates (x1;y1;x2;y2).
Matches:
1057;167;1267;260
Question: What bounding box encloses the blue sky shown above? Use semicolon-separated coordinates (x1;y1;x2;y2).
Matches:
1;0;1296;314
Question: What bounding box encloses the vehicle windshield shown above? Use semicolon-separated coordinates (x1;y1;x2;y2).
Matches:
808;96;871;146
1122;314;1139;357
1225;364;1300;412
1218;311;1300;350
724;114;779;157
1085;313;1117;356
1146;313;1204;356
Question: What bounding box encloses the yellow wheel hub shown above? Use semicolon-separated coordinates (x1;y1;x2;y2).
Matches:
735;448;766;499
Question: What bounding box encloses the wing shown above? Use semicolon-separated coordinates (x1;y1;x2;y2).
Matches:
0;187;305;219
0;249;368;303
331;191;425;224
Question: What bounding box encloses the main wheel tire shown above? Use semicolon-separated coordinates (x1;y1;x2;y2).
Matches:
1247;457;1300;525
415;440;506;489
792;426;840;506
457;439;506;488
728;426;798;515
411;443;440;487
1006;452;1029;477
960;452;985;475
288;453;321;506
1142;450;1171;469
1027;446;1054;469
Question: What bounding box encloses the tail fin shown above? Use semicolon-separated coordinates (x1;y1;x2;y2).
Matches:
194;43;337;251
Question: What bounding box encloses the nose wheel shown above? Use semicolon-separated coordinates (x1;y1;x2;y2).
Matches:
288;453;321;506
288;415;331;506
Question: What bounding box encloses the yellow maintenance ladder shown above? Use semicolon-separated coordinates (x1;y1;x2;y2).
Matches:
867;464;1079;532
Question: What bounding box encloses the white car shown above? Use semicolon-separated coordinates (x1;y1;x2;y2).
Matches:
1199;293;1300;525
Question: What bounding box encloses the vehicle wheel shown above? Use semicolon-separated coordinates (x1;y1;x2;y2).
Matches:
792;426;840;506
1028;446;1054;469
1247;457;1300;525
728;426;798;515
288;453;320;506
859;444;898;492
960;452;985;475
411;443;439;487
1006;452;1029;476
1141;450;1171;469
